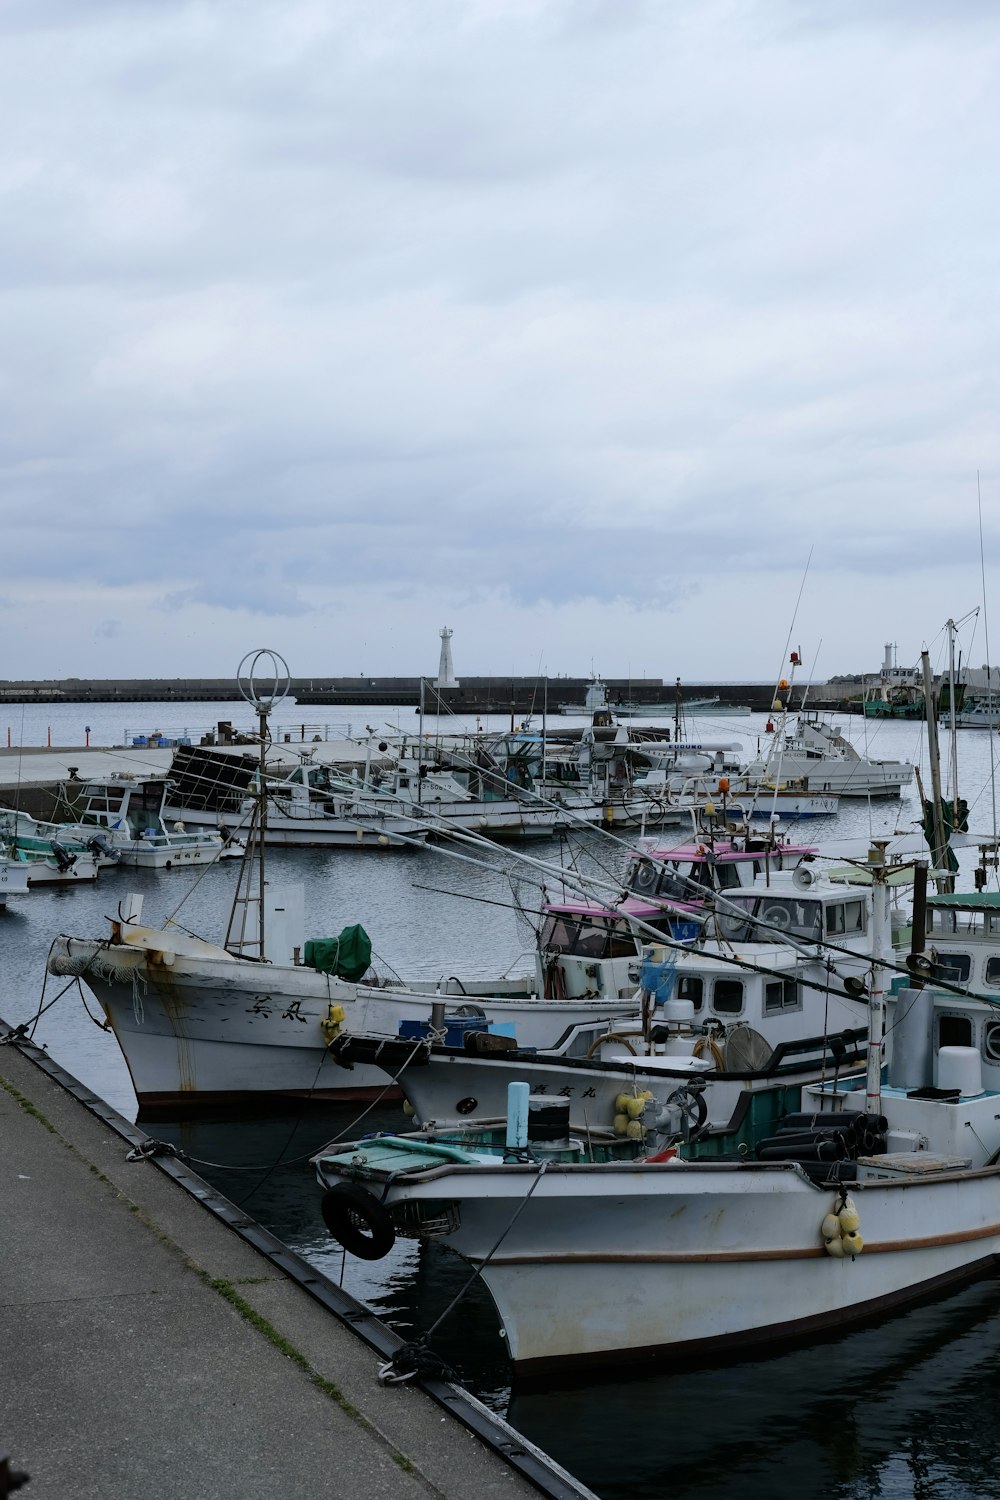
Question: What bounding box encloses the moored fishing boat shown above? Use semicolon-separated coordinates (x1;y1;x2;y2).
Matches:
2;775;235;870
0;854;30;906
738;712;914;797
313;856;1000;1377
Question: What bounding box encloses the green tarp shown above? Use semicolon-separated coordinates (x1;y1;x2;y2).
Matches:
921;797;968;875
304;925;372;982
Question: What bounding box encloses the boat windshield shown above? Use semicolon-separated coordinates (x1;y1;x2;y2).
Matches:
628;856;759;902
627;859;697;903
540;913;637;958
716;895;823;944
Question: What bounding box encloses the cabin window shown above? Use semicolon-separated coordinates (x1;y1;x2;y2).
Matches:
572;922;611;958
826;901;866;937
764;979;801;1014
607;922;637;959
717;907;752;942
713;979;744;1015
929;910;958;935
677;976;704;1012
934;953;971;985
988;916;1000;937
542;915;608;957
715;864;742;891
657;867;692;901
938;1014;973;1049
983;1021;1000;1063
985;957;1000;988
771;898;820;941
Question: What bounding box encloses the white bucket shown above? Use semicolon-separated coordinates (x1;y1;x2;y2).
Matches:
936;1045;984;1097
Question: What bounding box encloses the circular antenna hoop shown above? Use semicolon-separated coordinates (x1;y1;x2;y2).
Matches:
237;649;290;715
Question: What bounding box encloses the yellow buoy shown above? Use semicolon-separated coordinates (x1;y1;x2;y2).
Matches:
824;1236;846;1258
821;1213;841;1241
320;1003;346;1044
838;1197;861;1233
625;1095;647;1120
613;1113;630;1135
615;1094;634;1114
843;1229;864;1255
625;1119;646;1140
402;1100;415;1116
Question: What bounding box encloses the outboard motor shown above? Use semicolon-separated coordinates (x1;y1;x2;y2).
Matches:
87;833;119;864
49;842;77;873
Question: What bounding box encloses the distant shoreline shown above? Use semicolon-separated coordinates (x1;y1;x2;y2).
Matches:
0;675;857;713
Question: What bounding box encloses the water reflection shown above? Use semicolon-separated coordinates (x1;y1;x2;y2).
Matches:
507;1275;1000;1500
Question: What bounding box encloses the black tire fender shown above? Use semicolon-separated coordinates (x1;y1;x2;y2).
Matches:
321;1182;396;1260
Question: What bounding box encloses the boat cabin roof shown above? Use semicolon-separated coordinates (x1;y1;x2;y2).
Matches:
629;839;816;865
928;892;1000;909
543;897;695;919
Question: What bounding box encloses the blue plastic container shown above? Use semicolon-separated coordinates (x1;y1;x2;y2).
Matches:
398;1015;490;1047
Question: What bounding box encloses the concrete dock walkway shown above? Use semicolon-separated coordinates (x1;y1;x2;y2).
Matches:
0;1029;593;1500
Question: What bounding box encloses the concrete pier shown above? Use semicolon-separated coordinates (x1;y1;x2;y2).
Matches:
0;1026;594;1500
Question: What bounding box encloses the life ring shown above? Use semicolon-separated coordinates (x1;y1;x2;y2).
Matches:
320;1183;396;1260
586;1032;639;1058
692;1035;726;1070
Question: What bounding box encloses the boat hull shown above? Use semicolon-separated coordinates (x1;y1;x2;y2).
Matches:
0;859;31;903
319;1153;1000;1372
48;936;640;1112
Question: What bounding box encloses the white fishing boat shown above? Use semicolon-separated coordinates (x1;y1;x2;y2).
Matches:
7;843;100;887
162;742;596;847
614;696;752;718
160;748;432;849
313;856;1000;1377
2;776;235;870
556;680;613;716
46;904;649;1113
42;817;817;1114
739;712;914;798
953;697;999;730
325;861;906;1135
0;855;30;907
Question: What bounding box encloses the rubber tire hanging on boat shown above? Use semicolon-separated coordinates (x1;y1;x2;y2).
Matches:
321;1183;396;1260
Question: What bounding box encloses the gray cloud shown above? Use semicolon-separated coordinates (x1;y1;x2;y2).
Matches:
1;1;999;678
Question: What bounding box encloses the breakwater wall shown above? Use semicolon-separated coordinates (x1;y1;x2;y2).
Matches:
0;676;859;713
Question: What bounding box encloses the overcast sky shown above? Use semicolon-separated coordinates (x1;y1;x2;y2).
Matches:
2;0;998;685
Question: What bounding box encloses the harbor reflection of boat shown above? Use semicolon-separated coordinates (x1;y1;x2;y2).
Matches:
506;1269;1000;1498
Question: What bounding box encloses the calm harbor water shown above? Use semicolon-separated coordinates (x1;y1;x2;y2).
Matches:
4;701;1000;1499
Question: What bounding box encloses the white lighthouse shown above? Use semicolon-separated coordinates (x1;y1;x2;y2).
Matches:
435;626;459;689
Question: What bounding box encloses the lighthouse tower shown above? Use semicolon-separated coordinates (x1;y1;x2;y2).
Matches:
435;627;459;689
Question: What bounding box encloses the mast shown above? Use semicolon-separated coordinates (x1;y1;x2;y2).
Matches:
418;676;425;804
920;648;951;893
226;649;289;961
865;841;893;1117
541;675;547;789
947;618;960;835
